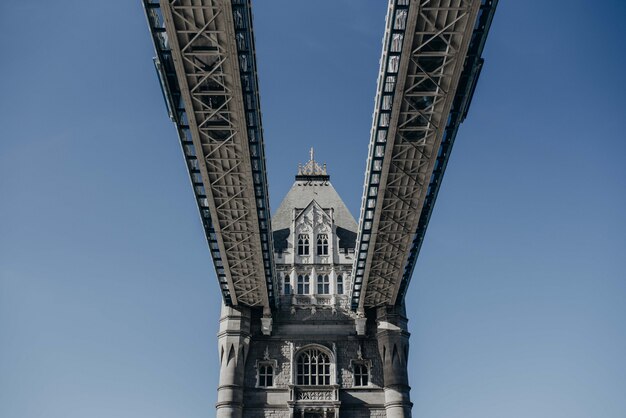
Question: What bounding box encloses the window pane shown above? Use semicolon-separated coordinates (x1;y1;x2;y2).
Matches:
296;348;332;387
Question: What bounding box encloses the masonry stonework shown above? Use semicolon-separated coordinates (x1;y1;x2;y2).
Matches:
217;157;412;418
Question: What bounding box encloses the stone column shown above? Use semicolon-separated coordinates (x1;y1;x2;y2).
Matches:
330;267;336;306
376;305;412;418
216;302;251;418
310;266;317;304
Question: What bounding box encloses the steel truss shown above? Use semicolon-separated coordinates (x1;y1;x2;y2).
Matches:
144;0;275;309
352;0;497;310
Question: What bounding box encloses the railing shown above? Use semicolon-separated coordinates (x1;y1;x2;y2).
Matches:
278;294;350;310
291;386;338;402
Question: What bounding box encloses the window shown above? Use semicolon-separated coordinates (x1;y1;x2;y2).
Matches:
297;275;310;294
258;363;274;387
336;275;343;294
296;347;331;386
316;234;328;255
353;363;369;387
297;234;310;255
317;274;330;294
284;274;291;295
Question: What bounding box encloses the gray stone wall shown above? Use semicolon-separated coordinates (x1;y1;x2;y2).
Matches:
244;337;383;390
244;339;292;388
338;409;387;418
243;408;290;418
237;175;404;417
242;330;387;417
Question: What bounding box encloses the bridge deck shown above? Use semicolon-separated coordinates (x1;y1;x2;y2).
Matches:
144;0;275;308
352;0;498;310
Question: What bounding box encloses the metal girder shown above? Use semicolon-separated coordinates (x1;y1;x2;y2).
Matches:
352;0;498;310
143;0;275;309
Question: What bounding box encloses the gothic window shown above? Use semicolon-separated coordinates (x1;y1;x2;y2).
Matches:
317;274;330;294
297;234;310;255
284;274;291;295
297;275;310;294
353;362;369;387
316;234;328;255
336;275;343;294
296;347;331;386
257;362;274;387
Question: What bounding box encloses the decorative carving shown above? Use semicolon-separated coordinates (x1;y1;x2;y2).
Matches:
295;296;310;305
296;389;333;401
297;147;327;177
316;297;332;306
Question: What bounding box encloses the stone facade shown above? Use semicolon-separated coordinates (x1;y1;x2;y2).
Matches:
216;157;412;417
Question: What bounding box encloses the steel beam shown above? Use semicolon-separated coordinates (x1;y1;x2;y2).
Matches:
352;0;497;310
144;0;275;309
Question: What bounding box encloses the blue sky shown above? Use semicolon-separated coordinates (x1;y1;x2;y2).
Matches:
1;1;625;418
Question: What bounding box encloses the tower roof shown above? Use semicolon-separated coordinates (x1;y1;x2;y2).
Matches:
295;147;329;181
272;150;357;234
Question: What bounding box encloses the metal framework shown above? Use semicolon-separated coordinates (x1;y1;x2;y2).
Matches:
351;0;498;310
144;0;275;308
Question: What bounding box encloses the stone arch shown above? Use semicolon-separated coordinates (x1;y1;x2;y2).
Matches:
392;344;399;366
293;344;336;386
227;344;236;366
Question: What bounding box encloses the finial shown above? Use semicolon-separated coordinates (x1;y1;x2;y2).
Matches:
296;147;328;178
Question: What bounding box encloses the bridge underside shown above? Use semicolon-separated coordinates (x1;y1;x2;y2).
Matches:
144;0;275;309
144;0;497;313
352;0;497;310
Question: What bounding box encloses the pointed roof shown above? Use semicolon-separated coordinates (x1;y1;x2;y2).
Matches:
294;199;332;225
272;151;357;233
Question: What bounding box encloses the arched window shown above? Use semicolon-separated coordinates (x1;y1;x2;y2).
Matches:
284;274;291;295
297;234;310;255
316;234;328;255
353;363;369;387
317;274;330;294
297;275;310;294
296;347;331;386
336;275;343;294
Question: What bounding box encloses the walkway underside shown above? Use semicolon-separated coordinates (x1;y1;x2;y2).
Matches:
352;0;497;310
144;0;274;309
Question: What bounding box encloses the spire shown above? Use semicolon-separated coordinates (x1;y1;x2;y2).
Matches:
296;147;329;180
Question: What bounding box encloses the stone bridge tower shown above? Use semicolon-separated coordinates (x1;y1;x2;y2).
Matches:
216;153;412;418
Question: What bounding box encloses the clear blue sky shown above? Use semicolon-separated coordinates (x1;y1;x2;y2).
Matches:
1;1;625;418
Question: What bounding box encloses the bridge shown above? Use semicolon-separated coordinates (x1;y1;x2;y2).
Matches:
143;0;497;319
